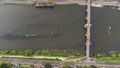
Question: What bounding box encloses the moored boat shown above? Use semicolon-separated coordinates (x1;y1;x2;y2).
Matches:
34;1;55;8
117;7;120;10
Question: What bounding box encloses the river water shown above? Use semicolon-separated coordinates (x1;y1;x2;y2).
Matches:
0;5;120;54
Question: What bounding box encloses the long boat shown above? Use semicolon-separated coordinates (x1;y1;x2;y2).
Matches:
34;1;55;8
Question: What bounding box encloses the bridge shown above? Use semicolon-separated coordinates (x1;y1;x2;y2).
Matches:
53;0;120;7
92;0;120;7
84;0;91;62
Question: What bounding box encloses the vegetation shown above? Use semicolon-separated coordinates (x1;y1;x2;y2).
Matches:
19;64;34;68
56;3;78;6
1;49;120;63
93;51;120;63
44;63;52;68
4;2;34;6
0;61;13;68
0;49;84;57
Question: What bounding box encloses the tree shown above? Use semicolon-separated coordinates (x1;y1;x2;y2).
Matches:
117;53;120;57
9;50;18;55
7;63;13;68
109;51;118;57
34;50;41;56
41;50;50;56
0;50;9;55
1;63;7;68
0;61;4;68
18;51;24;55
23;49;33;56
93;53;105;59
44;63;52;68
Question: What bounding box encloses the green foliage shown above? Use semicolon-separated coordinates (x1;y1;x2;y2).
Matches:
44;63;52;68
18;51;24;55
6;63;13;68
0;50;9;55
108;51;118;57
5;3;34;6
41;50;50;56
23;49;33;56
0;62;13;68
93;53;105;59
34;50;41;55
99;57;120;63
117;53;120;57
0;49;84;57
9;50;18;55
56;3;77;6
0;61;4;67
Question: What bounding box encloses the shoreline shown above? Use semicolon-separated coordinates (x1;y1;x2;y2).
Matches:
0;0;119;7
0;1;85;6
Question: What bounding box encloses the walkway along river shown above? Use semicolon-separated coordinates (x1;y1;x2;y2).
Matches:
0;5;120;54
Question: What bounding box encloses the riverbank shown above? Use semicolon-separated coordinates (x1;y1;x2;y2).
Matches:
0;2;34;6
1;50;120;64
0;1;85;6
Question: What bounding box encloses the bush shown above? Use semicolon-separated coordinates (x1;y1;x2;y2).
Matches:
93;53;105;59
44;63;52;68
109;51;118;57
0;62;13;68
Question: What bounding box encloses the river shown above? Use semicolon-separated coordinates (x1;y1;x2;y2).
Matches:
0;5;120;54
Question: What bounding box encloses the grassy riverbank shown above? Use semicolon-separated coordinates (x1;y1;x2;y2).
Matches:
93;51;120;63
0;2;78;6
4;2;34;6
1;50;120;63
56;3;78;6
0;49;84;57
97;57;120;63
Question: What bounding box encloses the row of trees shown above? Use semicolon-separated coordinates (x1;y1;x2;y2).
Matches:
0;49;84;57
1;49;120;58
93;51;120;59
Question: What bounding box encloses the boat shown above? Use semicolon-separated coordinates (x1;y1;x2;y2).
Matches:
117;7;120;10
91;3;103;7
34;1;55;8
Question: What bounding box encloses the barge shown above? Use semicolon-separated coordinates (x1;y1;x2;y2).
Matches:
34;1;55;8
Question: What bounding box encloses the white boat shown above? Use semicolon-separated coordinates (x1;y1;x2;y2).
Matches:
91;3;103;7
117;7;120;10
